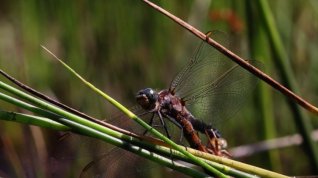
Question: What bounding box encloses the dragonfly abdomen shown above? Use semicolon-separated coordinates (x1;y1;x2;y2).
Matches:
177;116;208;152
187;115;222;139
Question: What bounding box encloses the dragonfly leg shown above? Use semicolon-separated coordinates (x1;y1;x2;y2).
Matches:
157;111;171;139
165;114;184;143
204;129;230;157
205;129;220;155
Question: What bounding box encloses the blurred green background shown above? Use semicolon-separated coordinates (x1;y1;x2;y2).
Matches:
0;0;318;177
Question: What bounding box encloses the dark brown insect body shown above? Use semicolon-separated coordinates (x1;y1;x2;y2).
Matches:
157;89;208;152
136;88;228;156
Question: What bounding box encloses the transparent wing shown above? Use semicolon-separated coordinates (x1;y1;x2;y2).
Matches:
169;31;229;95
170;34;261;127
79;147;188;178
51;136;172;178
185;60;261;126
79;148;152;178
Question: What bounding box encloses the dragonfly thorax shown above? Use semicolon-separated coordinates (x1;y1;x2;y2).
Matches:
136;88;158;111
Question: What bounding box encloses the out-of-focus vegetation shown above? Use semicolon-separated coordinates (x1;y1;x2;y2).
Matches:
0;0;318;177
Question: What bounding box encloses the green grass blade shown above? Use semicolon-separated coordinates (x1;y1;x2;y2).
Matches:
256;0;318;171
245;1;282;171
0;110;69;131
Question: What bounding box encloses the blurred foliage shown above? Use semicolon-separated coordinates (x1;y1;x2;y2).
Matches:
0;0;318;177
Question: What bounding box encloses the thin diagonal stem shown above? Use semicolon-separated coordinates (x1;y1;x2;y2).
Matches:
142;0;318;115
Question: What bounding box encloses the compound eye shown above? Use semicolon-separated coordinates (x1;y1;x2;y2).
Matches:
143;88;153;95
148;90;154;98
149;89;154;95
148;89;158;101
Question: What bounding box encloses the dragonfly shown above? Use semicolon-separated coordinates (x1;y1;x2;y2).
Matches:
51;32;261;177
132;34;260;156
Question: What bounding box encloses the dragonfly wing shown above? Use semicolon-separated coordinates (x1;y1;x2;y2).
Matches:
79;147;189;178
169;31;229;96
79;148;148;178
170;32;261;127
184;60;262;127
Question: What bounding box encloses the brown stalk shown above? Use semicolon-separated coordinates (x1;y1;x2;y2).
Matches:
142;0;318;114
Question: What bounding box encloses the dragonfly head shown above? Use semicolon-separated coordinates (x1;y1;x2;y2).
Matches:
136;88;158;111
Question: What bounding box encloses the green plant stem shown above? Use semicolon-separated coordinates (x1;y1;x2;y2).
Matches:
245;1;282;171
0;110;69;131
41;46;227;178
256;0;318;172
0;86;209;178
